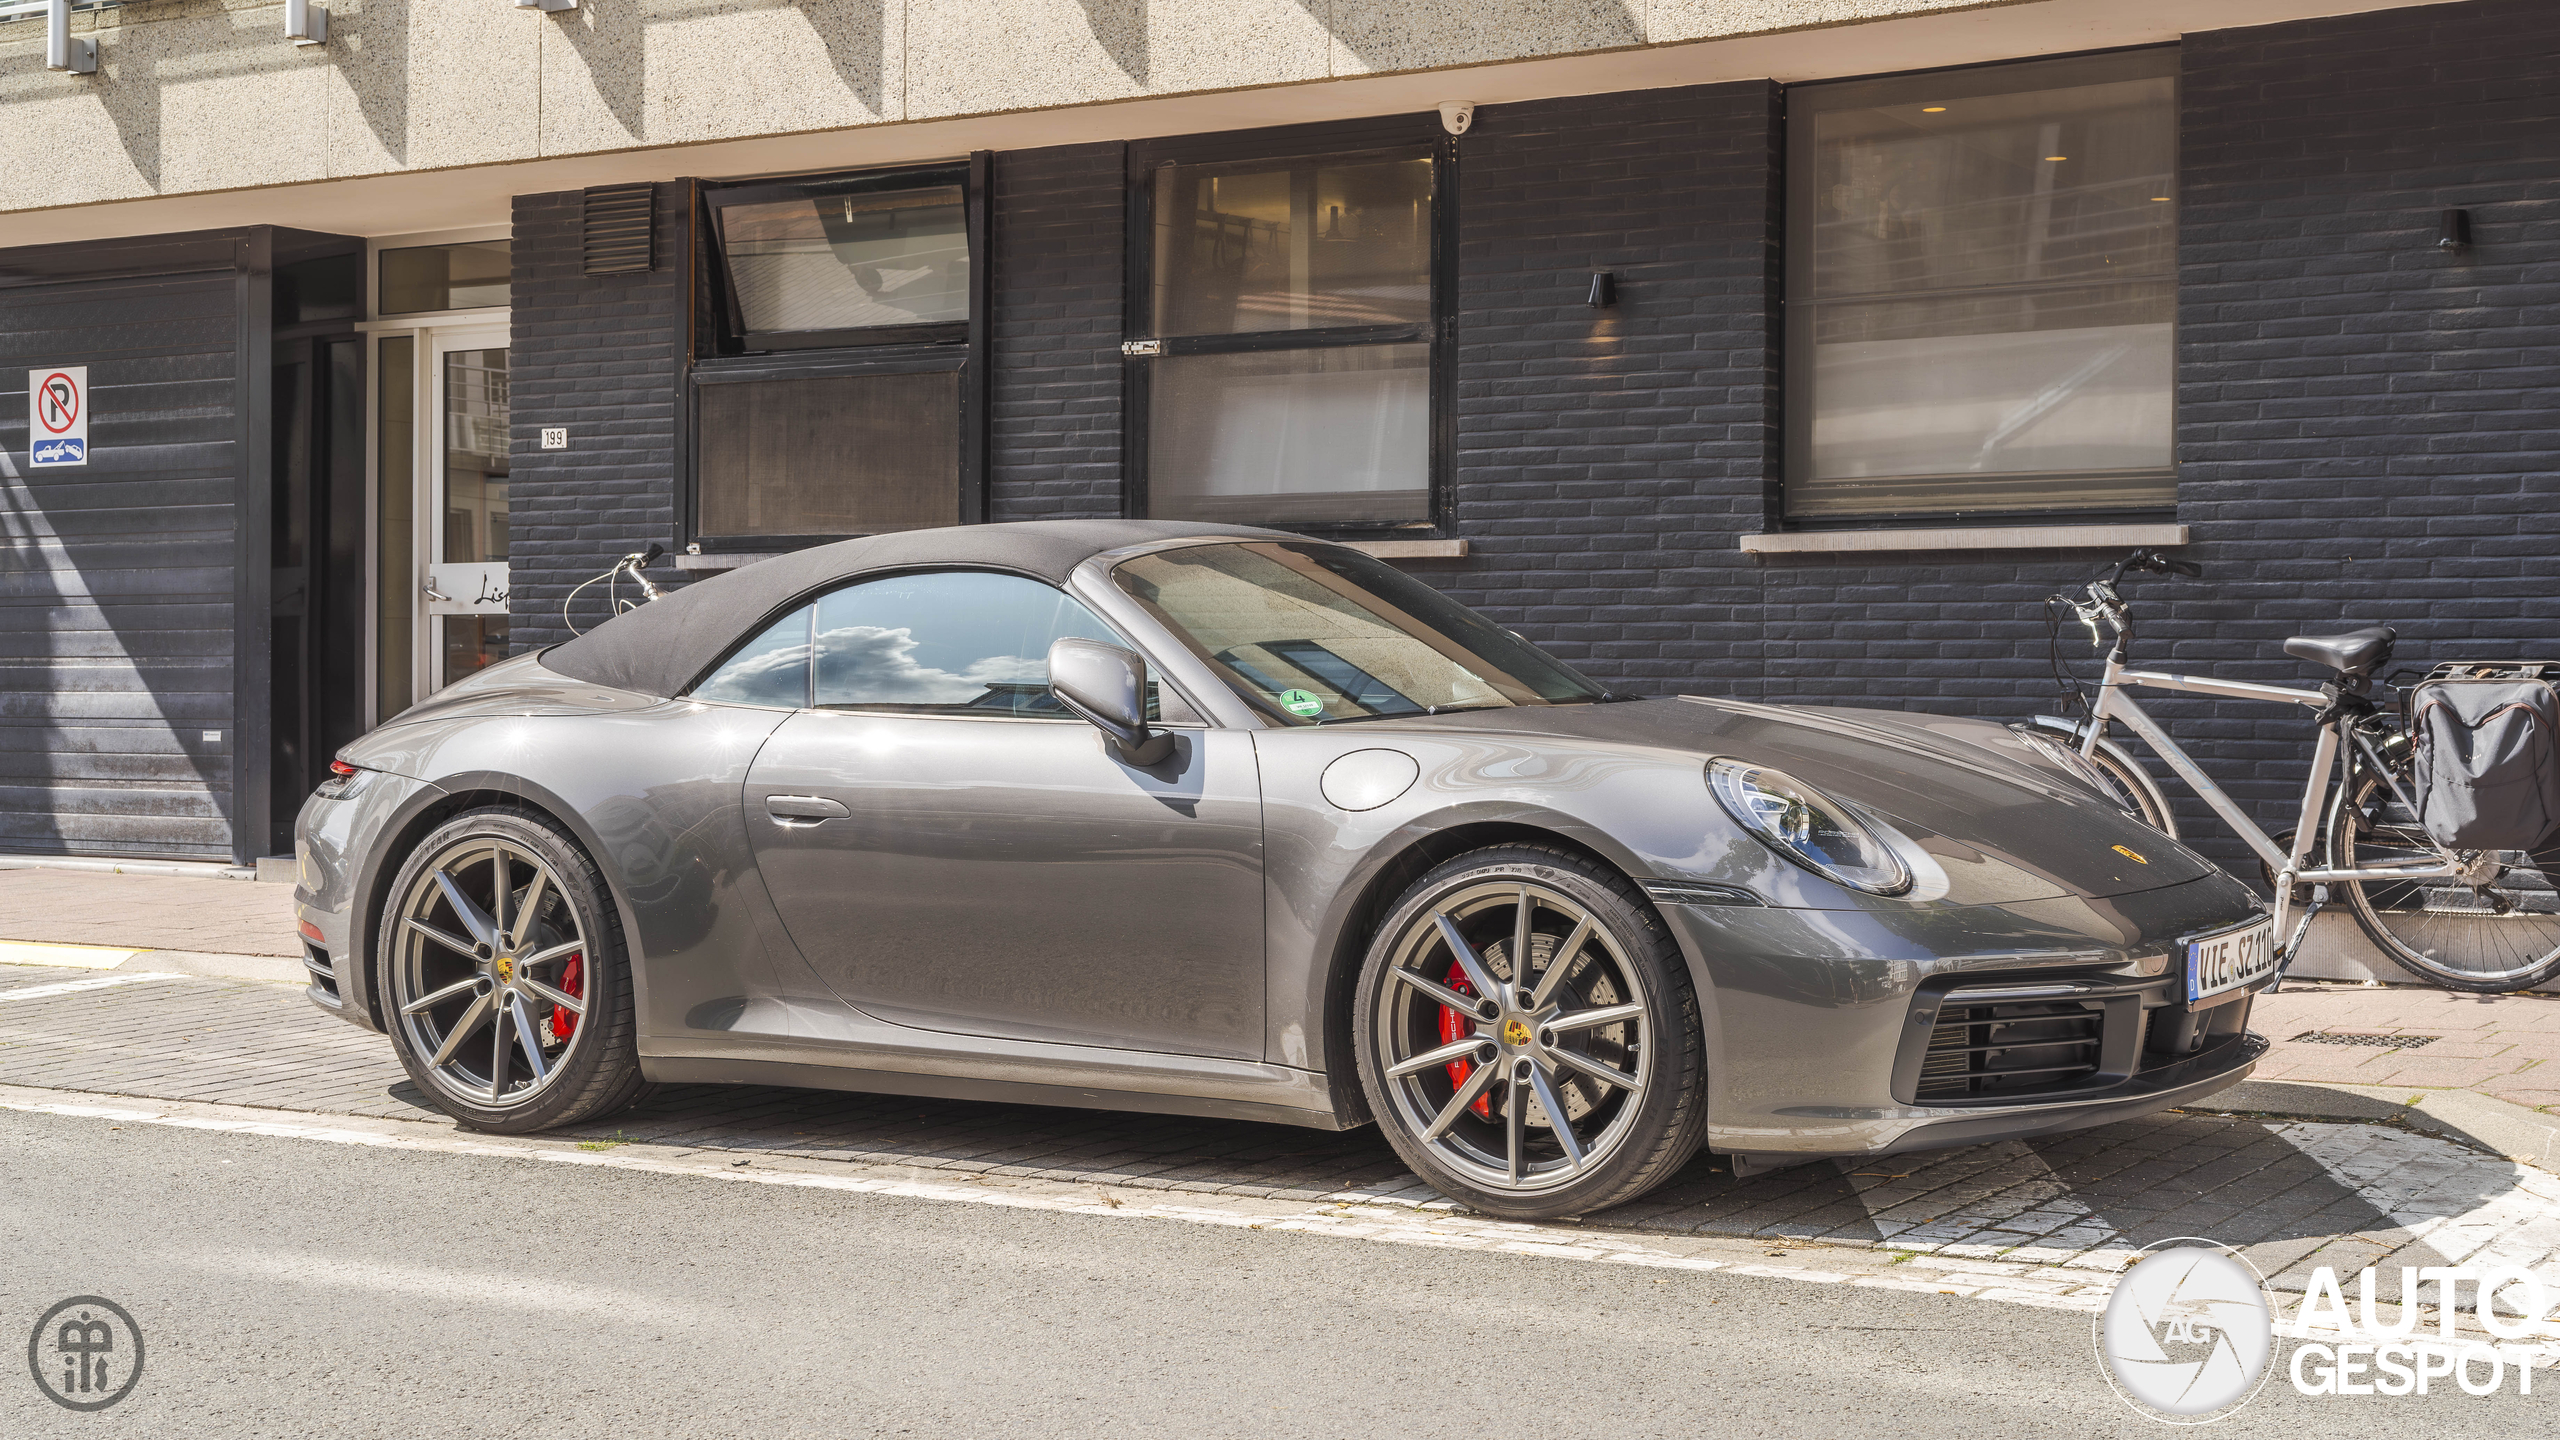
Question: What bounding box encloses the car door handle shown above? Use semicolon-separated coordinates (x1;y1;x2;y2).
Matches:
763;794;849;823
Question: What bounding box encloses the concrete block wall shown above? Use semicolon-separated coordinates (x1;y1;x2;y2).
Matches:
508;183;692;654
2163;0;2560;851
1437;81;1779;698
988;141;1127;523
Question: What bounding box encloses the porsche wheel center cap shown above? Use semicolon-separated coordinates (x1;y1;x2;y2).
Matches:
493;955;515;985
1502;1018;1533;1047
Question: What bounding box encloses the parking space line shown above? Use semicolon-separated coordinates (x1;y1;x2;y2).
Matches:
0;971;181;1003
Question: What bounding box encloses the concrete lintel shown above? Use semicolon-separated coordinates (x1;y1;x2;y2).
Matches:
1336;539;1468;560
675;552;788;571
1740;524;2189;556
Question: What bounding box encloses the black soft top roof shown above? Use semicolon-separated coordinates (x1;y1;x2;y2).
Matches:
540;519;1296;699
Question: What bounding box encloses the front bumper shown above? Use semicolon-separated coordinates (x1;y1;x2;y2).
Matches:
292;766;442;1033
1658;870;2271;1160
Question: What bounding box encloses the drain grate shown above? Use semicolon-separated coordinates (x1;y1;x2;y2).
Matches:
2286;1031;2437;1049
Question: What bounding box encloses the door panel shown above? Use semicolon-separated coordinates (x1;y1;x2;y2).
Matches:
745;711;1266;1059
268;334;366;854
430;343;510;687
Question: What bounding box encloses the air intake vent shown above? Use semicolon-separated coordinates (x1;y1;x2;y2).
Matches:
582;184;656;276
1914;998;2104;1102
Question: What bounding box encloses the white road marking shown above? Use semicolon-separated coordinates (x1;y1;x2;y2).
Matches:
4;1088;2552;1355
0;971;180;1003
182;1251;712;1327
0;939;143;969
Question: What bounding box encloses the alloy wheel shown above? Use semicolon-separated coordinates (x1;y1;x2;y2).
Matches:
389;837;591;1109
1370;880;1650;1195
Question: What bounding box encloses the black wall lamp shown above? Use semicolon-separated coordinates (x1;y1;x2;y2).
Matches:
2439;208;2473;252
1585;271;1617;308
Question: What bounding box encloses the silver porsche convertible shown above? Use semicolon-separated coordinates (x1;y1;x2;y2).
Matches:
294;520;2270;1219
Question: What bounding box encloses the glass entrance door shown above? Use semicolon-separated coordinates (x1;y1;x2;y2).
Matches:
428;334;511;687
378;323;513;706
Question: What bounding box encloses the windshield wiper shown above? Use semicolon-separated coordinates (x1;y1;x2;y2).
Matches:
1318;703;1510;724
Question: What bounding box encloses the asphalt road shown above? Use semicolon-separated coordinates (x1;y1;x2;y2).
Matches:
0;1107;2540;1438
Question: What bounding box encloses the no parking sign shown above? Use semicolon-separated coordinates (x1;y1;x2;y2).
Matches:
30;367;86;468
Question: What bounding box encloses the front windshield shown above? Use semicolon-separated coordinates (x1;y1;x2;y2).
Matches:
1112;542;1608;724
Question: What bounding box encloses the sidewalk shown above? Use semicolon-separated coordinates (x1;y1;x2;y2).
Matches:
0;867;302;984
1;868;2556;1177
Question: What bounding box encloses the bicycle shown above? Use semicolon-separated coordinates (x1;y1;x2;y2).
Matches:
2027;550;2560;994
562;543;667;636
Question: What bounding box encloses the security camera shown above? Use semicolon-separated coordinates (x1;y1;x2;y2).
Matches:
1438;101;1475;137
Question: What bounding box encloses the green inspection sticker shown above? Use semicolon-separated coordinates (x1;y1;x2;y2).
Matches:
1278;688;1325;718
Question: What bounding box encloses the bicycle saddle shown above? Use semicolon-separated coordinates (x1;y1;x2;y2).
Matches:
2283;626;2395;676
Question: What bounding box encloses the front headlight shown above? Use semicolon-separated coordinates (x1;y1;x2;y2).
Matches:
1706;758;1913;896
2007;724;2124;806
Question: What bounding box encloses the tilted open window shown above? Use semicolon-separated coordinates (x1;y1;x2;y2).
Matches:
690;158;990;551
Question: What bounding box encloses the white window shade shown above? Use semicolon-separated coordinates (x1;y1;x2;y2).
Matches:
1146;345;1430;526
1787;51;2179;520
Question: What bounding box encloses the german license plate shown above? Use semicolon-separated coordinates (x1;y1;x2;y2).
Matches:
2186;918;2276;1002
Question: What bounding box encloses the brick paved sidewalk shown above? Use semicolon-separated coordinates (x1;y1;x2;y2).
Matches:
3;963;2555;1305
2254;982;2560;1116
5;868;2556;1121
0;868;298;957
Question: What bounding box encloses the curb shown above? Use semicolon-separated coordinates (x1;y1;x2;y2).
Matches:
2182;1078;2560;1174
0;947;305;987
0;853;260;881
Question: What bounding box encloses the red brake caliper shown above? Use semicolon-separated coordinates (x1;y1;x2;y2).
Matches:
1436;962;1492;1119
549;953;584;1043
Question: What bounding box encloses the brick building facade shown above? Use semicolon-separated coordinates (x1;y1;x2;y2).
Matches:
0;0;2549;865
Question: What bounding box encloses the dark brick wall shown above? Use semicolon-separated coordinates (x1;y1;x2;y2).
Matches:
2162;0;2560;853
989;142;1126;522
1436;82;1780;698
508;185;692;653
492;0;2560;878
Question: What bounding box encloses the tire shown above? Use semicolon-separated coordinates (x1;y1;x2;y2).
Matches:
2326;769;2560;994
378;806;651;1132
1352;844;1709;1220
2026;716;2178;838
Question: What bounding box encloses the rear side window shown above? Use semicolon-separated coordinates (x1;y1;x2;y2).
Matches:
812;571;1123;717
693;606;814;707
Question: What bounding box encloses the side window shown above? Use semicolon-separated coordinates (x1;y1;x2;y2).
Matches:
693;606;814;707
811;571;1124;717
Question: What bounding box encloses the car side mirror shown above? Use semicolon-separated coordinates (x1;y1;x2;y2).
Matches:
1047;638;1174;766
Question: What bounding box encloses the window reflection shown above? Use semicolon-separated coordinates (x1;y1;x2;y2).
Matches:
1152;154;1432;336
1789;53;2177;519
717;186;969;335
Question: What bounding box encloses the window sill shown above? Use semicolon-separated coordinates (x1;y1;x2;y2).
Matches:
1335;539;1467;560
1739;523;2186;557
675;551;788;571
678;539;1469;572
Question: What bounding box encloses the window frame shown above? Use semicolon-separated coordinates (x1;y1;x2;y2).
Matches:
1779;46;2182;530
698;160;977;354
1122;116;1459;540
685;156;993;553
682;566;1204;724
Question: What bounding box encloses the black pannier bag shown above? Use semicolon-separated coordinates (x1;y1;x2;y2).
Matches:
2407;674;2560;851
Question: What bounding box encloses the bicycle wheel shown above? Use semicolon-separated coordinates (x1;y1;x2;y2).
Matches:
2026;719;2177;837
2326;769;2560;992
